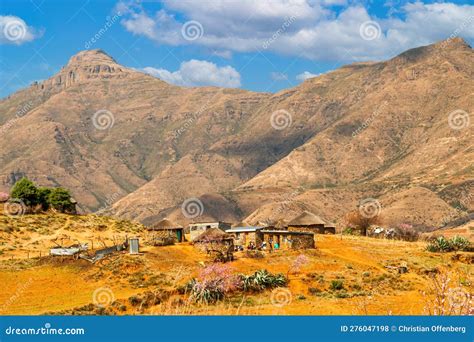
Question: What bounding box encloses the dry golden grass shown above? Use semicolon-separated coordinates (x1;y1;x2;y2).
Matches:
0;212;471;316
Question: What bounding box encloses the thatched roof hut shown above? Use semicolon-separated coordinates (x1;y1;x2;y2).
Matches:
193;227;232;243
193;227;234;262
287;211;326;234
288;211;326;226
147;218;185;243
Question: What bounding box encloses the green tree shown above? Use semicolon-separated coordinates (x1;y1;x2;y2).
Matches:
10;177;40;207
37;187;51;210
48;187;75;213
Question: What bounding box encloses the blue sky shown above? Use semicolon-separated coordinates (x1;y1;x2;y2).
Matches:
0;0;473;98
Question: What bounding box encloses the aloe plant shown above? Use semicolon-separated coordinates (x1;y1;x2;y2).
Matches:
240;269;287;292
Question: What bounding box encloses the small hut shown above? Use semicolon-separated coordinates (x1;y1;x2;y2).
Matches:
287;211;326;234
260;230;315;250
147;218;185;245
193;227;234;262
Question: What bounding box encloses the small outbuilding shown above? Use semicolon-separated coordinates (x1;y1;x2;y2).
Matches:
147;218;185;244
287;211;327;234
129;237;140;254
189;221;231;241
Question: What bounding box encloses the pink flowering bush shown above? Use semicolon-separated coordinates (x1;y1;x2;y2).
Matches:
288;254;310;276
0;192;9;202
188;264;241;304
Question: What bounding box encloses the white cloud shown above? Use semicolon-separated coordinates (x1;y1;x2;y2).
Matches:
211;50;233;59
0;15;41;45
296;71;319;81
142;60;241;88
321;0;347;6
118;1;474;62
270;72;288;81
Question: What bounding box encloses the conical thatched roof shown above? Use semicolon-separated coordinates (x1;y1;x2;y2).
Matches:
150;218;182;230
288;211;326;226
194;227;231;242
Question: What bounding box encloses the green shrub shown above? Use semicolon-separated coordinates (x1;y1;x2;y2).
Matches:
427;237;452;252
47;187;75;213
10;177;39;206
450;236;470;251
343;227;354;235
38;187;51;210
9;178;75;213
330;280;344;291
426;236;470;253
335;291;349;298
308;287;322;295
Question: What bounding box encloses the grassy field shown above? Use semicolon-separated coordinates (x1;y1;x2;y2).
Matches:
0;211;472;315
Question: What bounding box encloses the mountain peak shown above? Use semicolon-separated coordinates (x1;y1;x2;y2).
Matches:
435;36;471;50
66;49;117;67
32;49;129;92
388;36;472;65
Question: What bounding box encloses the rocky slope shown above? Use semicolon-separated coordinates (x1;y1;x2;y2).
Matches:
1;38;472;229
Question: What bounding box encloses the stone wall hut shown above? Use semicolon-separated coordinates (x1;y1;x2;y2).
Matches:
226;224;315;250
147;218;185;245
287;211;326;234
193;227;234;262
226;226;264;248
260;230;315;250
